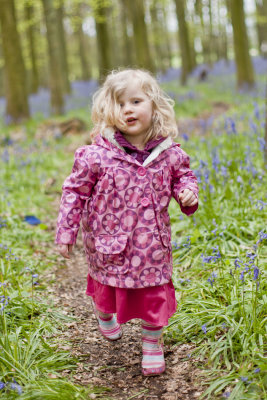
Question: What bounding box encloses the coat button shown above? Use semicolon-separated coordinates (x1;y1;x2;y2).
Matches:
141;197;150;207
137;167;147;176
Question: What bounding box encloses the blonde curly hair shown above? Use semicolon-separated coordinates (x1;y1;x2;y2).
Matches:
91;69;178;143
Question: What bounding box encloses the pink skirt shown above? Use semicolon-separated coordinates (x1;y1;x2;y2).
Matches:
86;274;177;327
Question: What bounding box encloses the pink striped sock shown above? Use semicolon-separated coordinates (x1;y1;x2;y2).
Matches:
91;300;122;341
141;321;165;376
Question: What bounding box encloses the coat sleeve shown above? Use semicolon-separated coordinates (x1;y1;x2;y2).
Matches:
55;146;98;245
171;147;199;216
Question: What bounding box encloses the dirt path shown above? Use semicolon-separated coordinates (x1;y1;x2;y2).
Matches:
45;230;204;400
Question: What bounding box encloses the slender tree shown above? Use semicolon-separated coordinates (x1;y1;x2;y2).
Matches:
119;0;135;67
265;80;267;165
93;1;113;81
227;0;255;88
255;0;267;57
24;2;39;93
161;4;173;68
174;0;193;84
0;0;29;122
56;0;71;93
75;4;92;80
128;0;155;72
42;0;64;114
150;0;165;71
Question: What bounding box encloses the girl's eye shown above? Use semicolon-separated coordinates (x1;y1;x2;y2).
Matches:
134;100;140;104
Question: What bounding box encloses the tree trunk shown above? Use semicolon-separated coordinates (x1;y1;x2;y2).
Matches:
161;5;173;68
0;44;4;97
94;3;113;81
255;0;267;57
24;3;39;93
108;5;122;68
56;0;71;93
174;0;193;84
217;0;229;61
42;0;64;115
128;0;155;72
73;3;92;80
119;0;135;67
265;80;267;166
0;0;29;122
228;0;255;88
194;0;209;63
150;0;165;71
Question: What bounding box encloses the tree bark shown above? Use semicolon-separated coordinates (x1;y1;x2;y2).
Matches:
56;0;71;93
161;5;173;68
194;0;210;64
119;0;135;67
128;0;155;72
228;0;255;88
77;25;91;79
0;0;29;122
24;3;39;93
150;0;165;71
265;80;267;166
42;0;64;115
174;0;193;84
94;2;113;81
255;0;267;57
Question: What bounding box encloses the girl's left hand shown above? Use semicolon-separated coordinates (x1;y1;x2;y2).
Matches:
178;189;198;207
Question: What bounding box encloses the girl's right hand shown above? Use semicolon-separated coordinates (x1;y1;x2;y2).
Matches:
58;244;73;259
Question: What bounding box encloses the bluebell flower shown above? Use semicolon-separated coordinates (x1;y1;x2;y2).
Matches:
181;133;189;141
222;392;231;398
201;324;207;334
240;376;248;382
246;252;256;261
257;137;265;151
253;267;260;281
10;380;23;395
221;166;228;177
207;277;213;287
0;381;5;390
240;270;245;282
257;231;267;245
254;368;260;373
234;258;242;269
253;101;260;120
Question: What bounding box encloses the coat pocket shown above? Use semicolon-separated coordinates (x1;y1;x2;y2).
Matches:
86;234;129;275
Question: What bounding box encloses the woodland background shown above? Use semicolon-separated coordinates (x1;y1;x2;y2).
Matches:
0;0;266;122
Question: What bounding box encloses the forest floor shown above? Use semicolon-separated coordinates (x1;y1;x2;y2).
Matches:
46;230;205;400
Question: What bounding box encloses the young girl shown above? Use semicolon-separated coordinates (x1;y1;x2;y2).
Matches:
56;69;198;376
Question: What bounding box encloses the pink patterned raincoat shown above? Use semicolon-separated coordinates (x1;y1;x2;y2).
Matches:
56;128;199;289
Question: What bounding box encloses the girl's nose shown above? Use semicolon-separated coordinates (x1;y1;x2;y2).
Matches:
123;102;132;113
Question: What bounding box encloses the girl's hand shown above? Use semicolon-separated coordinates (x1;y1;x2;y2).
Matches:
58;244;73;259
178;189;198;207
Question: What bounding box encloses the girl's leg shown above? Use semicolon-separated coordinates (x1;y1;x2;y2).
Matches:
141;320;165;376
91;299;122;341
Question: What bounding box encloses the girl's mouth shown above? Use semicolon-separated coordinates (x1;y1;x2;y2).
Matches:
127;118;137;125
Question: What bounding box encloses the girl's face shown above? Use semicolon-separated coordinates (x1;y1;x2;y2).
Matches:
116;81;153;148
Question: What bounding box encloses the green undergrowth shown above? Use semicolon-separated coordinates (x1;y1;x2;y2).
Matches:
0;134;107;398
167;104;267;399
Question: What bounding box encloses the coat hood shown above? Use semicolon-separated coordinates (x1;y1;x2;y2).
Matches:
97;127;177;167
